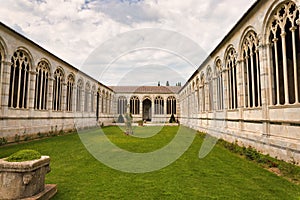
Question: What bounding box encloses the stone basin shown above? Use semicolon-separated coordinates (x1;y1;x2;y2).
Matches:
0;156;57;200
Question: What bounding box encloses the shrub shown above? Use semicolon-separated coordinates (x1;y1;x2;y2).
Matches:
37;132;44;138
14;134;20;143
117;114;125;123
169;114;176;123
5;149;41;162
137;120;143;126
0;137;7;146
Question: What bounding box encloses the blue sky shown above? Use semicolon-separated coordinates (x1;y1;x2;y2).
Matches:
0;0;256;86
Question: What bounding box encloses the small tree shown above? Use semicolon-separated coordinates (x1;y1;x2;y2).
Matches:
166;81;169;86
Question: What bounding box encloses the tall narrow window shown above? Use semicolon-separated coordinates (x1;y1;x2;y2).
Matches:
53;68;63;111
118;96;127;115
91;86;95;112
215;59;224;110
242;31;261;108
167;96;176;114
105;92;109;114
66;74;74;111
0;52;2;107
154;96;164;114
34;61;49;110
130;96;140;115
8;50;30;108
207;67;214;111
196;78;200;112
200;74;205;112
96;91;100;120
76;79;83;111
225;47;238;109
269;1;300;105
101;90;105;113
84;82;90;112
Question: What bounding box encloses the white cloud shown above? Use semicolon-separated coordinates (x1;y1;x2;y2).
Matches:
0;0;256;86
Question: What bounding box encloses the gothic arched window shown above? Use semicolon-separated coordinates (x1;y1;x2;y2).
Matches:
167;96;176;114
215;59;224;110
154;96;164;115
118;96;127;115
35;60;49;110
84;82;90;112
225;47;238;109
91;85;96;112
66;74;74;111
76;79;83;111
9;49;31;108
242;31;261;108
130;96;140;115
53;68;63;111
200;74;205;112
207;67;214;111
268;1;300;105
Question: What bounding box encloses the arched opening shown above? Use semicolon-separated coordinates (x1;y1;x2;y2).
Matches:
143;98;152;121
96;92;100;120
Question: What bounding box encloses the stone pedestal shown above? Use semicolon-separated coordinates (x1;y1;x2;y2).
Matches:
0;156;57;200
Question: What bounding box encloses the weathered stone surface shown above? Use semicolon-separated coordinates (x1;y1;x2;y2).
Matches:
0;156;52;200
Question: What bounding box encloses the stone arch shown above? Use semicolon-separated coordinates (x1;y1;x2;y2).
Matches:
14;46;34;70
224;45;238;110
238;26;259;58
76;78;84;112
130;95;140;115
66;73;75;111
215;57;224;110
268;0;299;105
34;59;50;110
240;29;262;108
0;36;8;60
166;96;176;115
207;66;214;111
8;48;33;108
154;96;164;115
117;96;127;115
54;66;65;82
200;72;205;112
262;0;298;43
53;67;64;111
143;96;152;101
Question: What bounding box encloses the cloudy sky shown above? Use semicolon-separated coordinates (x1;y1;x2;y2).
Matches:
0;0;256;86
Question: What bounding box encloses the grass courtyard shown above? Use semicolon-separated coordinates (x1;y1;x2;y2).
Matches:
0;126;300;199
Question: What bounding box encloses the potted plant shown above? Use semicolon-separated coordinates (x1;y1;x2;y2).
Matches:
0;149;57;200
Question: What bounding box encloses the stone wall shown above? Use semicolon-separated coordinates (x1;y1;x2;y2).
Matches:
0;23;114;140
179;0;300;163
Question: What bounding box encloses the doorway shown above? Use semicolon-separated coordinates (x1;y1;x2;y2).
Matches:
143;99;152;121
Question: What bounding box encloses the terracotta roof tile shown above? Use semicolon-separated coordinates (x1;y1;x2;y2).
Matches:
109;86;181;94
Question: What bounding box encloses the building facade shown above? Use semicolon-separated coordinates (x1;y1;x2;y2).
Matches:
0;0;299;163
179;0;300;163
0;23;115;140
111;86;180;123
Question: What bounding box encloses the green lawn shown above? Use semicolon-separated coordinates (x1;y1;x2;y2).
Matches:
1;126;300;199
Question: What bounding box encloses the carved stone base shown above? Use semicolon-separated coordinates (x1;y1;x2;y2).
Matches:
22;184;57;200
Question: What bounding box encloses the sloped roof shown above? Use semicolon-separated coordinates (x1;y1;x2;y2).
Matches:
110;86;181;94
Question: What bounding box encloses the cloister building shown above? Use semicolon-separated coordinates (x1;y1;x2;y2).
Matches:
0;0;300;163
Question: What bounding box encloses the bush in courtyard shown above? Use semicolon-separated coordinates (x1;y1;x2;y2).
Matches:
14;134;20;143
0;137;7;146
117;114;125;123
169;114;176;123
5;149;41;162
